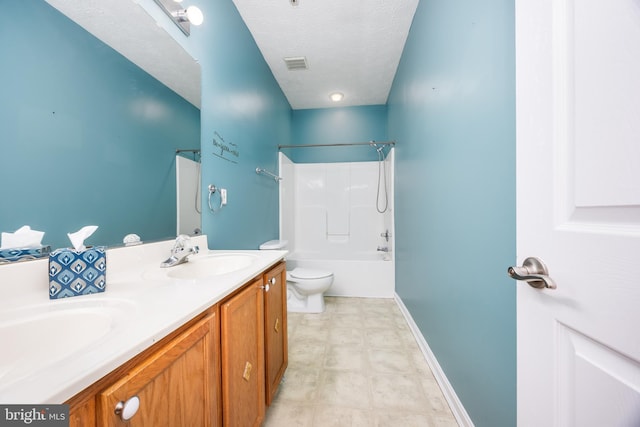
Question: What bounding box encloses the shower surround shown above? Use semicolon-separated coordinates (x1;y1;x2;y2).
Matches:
279;151;395;297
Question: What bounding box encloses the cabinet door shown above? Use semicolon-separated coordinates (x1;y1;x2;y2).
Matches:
263;261;288;406
220;278;265;427
69;397;95;427
98;313;220;427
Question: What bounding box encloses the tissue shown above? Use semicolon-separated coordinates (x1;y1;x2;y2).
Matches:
0;225;45;249
67;225;98;252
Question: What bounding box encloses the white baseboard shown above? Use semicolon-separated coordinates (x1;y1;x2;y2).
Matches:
394;293;474;427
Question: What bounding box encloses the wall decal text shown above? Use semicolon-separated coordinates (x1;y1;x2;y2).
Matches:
211;131;239;163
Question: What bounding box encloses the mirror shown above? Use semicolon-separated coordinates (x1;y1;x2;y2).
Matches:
0;0;201;257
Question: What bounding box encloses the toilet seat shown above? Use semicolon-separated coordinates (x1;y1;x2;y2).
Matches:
289;267;332;280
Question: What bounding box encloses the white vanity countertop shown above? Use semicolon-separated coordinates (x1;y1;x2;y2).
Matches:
0;236;286;404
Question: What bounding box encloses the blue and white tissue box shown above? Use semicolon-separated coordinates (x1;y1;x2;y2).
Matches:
48;247;107;299
0;246;51;264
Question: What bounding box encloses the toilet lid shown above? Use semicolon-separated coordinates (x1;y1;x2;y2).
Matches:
289;267;332;280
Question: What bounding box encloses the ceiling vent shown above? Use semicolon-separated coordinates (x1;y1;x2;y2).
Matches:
283;56;308;70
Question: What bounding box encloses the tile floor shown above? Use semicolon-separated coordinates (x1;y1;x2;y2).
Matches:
264;297;459;427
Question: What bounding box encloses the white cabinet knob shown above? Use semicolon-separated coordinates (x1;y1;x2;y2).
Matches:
115;395;140;421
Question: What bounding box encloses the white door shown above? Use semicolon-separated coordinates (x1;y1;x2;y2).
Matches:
515;0;640;426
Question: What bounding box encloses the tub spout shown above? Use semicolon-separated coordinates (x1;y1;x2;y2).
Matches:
376;246;389;252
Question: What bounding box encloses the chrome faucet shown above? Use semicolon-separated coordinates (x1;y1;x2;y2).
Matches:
377;246;389;252
160;235;199;268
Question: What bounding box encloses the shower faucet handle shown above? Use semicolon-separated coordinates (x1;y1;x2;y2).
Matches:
380;230;391;241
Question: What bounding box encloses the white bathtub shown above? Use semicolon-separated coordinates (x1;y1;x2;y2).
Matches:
285;252;395;298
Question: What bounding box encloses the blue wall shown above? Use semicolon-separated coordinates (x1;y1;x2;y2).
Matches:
286;105;388;163
387;1;516;426
0;1;200;249
184;1;292;249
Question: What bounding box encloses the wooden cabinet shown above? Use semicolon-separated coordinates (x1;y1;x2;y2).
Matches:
68;397;94;427
218;261;289;425
220;278;265;427
66;260;288;427
263;261;288;406
97;312;220;427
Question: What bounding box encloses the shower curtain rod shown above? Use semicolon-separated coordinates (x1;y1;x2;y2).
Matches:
278;140;395;149
176;148;201;154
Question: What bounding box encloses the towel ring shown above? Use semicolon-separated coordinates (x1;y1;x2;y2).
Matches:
208;184;222;214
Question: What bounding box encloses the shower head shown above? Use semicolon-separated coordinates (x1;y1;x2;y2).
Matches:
369;141;384;153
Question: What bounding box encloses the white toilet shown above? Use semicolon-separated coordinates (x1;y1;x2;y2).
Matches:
259;240;333;313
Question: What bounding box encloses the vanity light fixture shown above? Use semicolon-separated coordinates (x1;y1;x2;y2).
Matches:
179;6;204;26
330;92;344;102
152;0;204;36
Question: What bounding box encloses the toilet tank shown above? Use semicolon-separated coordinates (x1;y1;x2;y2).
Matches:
259;240;288;250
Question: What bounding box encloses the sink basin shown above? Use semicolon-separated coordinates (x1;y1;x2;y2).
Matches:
165;253;257;280
0;298;134;385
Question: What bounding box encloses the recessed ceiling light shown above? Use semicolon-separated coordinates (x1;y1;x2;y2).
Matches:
330;92;344;102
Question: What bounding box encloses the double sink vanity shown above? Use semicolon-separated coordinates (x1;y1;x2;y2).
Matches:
0;235;288;426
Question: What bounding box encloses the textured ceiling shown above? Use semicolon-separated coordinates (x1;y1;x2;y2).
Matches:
44;0;201;108
44;0;418;111
232;0;419;110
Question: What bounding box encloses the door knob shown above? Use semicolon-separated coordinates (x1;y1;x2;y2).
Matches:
508;257;557;289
